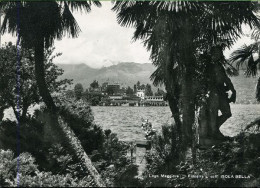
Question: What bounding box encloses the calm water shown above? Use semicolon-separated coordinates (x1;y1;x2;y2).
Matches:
4;104;260;142
92;104;260;142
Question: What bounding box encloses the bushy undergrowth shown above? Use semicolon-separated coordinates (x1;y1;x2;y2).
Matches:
0;118;46;166
55;96;139;186
0;97;135;187
92;130;139;186
0;117;91;183
0;149;93;187
144;124;182;176
56;97;104;154
142;124;260;187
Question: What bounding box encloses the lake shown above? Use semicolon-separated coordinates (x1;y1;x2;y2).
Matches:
92;104;260;142
4;104;260;142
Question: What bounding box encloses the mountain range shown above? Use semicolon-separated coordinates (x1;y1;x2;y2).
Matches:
57;62;156;89
57;62;258;104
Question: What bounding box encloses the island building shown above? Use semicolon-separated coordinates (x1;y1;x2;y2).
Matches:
88;81;167;106
136;88;145;99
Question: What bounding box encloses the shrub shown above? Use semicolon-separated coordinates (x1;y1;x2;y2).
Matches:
89;129;140;187
0;119;45;162
142;127;260;187
0;149;93;187
56;97;104;154
45;143;90;179
144;123;181;175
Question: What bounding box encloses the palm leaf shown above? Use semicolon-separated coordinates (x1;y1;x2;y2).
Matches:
61;2;81;38
229;44;254;68
229;43;260;77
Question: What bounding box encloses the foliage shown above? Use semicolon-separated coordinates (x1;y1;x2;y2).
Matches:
106;86;115;95
91;129;139;187
74;83;84;100
90;80;99;89
229;39;260;102
112;0;260;146
143;123;182;176
1;1;101;113
83;91;103;106
45;143;92;179
0;149;93;187
145;84;153;96
133;84;137;93
0;42;72;121
142;129;260;187
154;88;165;96
0;119;45;160
56;96;104;154
0;105;101;183
126;86;134;95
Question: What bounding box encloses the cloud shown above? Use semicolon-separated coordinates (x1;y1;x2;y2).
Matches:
1;2;254;68
52;2;151;68
1;2;151;68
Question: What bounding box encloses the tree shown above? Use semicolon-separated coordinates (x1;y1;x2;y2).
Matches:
136;81;140;89
145;84;153;96
229;33;260;128
106;87;115;95
0;1;101;112
230;41;260;102
90;80;99;89
155;88;165;96
113;1;260;149
133;84;137;93
140;84;145;90
1;2;105;186
126;86;134;95
0;42;72;122
74;83;84;100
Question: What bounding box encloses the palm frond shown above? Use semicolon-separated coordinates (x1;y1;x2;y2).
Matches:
229;43;260;77
1;1;101;48
0;3;18;36
64;1;101;13
245;55;258;77
229;44;254;68
150;67;164;87
61;2;81;38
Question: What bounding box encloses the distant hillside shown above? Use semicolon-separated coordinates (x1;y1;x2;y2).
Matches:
230;72;258;104
57;62;258;104
57;62;156;89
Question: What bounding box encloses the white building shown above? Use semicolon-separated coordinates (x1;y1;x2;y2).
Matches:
144;96;164;101
136;89;145;99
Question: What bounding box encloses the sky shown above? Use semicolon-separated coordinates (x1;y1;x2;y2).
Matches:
1;2;151;68
1;1;254;68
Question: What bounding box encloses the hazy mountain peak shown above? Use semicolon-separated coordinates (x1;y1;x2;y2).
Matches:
57;62;155;89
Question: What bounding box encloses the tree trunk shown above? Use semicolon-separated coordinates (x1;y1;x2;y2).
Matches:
33;38;105;186
21;104;29;122
181;63;195;145
167;91;182;138
34;37;56;113
11;105;20;122
0;107;5;121
179;20;196;147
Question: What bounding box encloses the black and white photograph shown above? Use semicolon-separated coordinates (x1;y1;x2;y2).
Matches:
0;1;260;187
